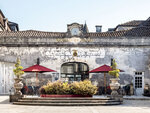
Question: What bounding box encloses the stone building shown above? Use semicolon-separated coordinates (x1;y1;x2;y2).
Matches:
0;15;150;95
0;10;19;32
0;10;19;94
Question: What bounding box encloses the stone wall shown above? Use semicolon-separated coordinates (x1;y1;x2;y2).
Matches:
0;36;150;47
0;61;14;94
0;46;150;86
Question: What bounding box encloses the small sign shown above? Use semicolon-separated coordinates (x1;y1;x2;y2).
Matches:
69;37;81;44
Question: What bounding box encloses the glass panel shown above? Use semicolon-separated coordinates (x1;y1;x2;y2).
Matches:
76;78;81;81
135;76;143;88
61;66;67;73
76;75;81;77
61;62;89;82
67;75;74;77
74;63;78;73
135;72;143;75
61;74;66;78
67;66;74;73
69;78;74;81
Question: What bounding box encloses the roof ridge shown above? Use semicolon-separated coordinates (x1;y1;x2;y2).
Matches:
0;26;150;38
0;30;66;34
118;20;144;26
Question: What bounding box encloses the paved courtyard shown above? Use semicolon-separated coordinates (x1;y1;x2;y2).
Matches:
0;96;150;113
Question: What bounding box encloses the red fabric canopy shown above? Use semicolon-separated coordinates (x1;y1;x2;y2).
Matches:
89;64;112;73
89;64;124;73
22;64;56;72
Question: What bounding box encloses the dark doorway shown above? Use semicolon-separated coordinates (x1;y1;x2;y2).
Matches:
61;62;89;82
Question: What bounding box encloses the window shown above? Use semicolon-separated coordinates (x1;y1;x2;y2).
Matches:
135;72;143;75
135;77;142;88
61;62;89;82
134;71;144;88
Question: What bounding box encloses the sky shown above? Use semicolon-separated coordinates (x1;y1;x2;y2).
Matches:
0;0;150;32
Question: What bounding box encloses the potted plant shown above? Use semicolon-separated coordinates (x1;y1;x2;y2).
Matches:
13;58;24;96
109;59;120;96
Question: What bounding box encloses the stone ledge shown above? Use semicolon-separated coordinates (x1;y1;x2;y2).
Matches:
9;95;23;102
13;102;122;106
123;96;150;100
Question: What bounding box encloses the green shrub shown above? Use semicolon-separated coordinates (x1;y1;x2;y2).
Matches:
109;59;120;78
13;58;24;78
42;81;70;94
70;80;97;96
40;80;97;96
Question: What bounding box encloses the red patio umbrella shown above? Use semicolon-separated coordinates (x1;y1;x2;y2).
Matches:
89;64;111;94
23;64;56;72
89;64;124;94
89;64;112;73
22;59;56;86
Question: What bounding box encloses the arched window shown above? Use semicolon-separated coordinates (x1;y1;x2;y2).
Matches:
61;62;89;82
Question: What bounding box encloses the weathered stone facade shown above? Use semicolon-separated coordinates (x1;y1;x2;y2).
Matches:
0;45;150;81
0;20;150;95
0;38;150;94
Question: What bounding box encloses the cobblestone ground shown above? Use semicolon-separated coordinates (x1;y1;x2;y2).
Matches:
0;96;150;113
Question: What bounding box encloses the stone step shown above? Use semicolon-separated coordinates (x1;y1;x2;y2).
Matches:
21;97;111;100
13;97;123;106
13;102;122;106
18;99;118;103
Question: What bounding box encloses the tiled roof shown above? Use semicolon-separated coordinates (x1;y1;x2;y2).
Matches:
0;18;150;38
140;18;150;27
87;31;127;37
0;30;66;38
112;17;150;32
0;10;14;31
0;10;5;27
87;27;150;37
118;20;144;26
0;27;150;38
124;27;150;37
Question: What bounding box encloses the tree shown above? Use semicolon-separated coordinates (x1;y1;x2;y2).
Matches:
109;59;120;78
13;58;24;78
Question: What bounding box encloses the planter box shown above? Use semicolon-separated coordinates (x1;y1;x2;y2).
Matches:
40;94;92;98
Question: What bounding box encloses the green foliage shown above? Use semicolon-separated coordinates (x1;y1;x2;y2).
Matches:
40;80;98;96
43;81;70;94
70;80;97;96
109;59;120;78
111;59;117;70
13;58;24;78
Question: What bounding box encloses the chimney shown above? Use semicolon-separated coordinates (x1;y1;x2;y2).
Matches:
95;25;102;32
3;18;8;31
